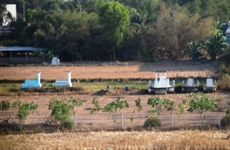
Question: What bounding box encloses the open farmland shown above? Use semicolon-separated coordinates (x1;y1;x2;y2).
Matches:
0;60;230;149
0;60;218;80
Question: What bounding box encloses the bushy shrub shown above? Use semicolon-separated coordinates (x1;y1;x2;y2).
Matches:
61;118;74;130
226;108;230;115
217;74;230;91
143;117;162;128
221;114;230;127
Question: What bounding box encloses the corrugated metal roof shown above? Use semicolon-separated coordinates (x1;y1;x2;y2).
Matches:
0;46;45;51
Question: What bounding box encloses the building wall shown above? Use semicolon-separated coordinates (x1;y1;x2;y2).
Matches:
3;4;17;26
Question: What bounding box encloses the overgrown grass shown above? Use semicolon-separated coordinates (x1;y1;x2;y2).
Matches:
0;77;220;95
0;80;148;95
0;83;21;94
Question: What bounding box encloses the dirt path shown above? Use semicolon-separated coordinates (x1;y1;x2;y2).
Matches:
0;60;218;80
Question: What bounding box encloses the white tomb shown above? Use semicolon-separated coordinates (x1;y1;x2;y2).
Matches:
51;57;60;65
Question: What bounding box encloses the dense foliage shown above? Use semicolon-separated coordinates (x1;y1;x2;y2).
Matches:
49;98;73;130
0;100;10;111
12;100;38;130
143;116;162;127
0;0;230;61
181;92;221;124
147;97;174;116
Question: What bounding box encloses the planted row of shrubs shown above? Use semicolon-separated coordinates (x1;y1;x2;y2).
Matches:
1;92;230;132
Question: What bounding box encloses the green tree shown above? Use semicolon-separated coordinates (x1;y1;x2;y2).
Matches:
146;2;213;60
183;92;221;124
90;97;102;114
103;98;129;121
99;1;130;61
135;98;142;111
49;98;73;130
147;97;174;117
118;0;159;21
68;97;87;131
12;100;38;131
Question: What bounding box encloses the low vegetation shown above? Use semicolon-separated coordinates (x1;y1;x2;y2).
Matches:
179;92;221;124
143;117;162;127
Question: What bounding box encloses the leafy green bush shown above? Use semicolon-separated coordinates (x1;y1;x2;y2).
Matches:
226;108;230;115
0;100;10;111
221;114;230;127
143;117;162;128
61;118;74;130
135;98;142;111
147;97;174;116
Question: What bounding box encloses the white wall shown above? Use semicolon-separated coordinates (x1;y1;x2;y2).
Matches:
3;4;17;26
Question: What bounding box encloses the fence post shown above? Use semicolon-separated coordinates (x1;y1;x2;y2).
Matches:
218;111;221;127
171;111;173;127
121;112;123;128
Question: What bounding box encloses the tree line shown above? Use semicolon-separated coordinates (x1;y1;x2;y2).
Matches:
0;0;230;62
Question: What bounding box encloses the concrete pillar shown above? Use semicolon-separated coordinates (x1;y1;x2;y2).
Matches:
68;72;71;83
68;72;72;86
37;72;41;84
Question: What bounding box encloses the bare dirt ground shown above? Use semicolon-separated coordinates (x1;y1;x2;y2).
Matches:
0;60;228;128
0;93;229;129
1;61;230;149
0;60;218;80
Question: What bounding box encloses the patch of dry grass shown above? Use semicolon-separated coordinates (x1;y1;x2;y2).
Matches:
0;61;217;80
0;130;229;149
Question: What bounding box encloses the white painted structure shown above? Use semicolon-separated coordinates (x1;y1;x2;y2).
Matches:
3;4;17;26
148;72;175;94
51;57;60;65
53;72;72;87
203;78;217;92
21;72;42;88
182;78;199;92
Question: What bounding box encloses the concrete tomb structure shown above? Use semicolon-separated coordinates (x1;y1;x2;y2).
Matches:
21;72;42;88
51;57;60;65
203;78;217;92
182;78;199;92
148;72;175;94
53;72;72;87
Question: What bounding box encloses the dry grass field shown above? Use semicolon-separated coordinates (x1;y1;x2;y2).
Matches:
0;60;230;149
1;130;230;149
0;60;218;80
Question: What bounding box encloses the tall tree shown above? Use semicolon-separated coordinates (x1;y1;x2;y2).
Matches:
99;1;130;61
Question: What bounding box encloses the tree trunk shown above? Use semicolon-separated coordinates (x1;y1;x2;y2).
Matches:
20;115;24;131
201;114;204;124
73;112;76;131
